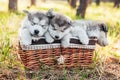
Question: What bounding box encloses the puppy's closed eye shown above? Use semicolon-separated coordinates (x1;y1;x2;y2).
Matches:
52;27;57;30
67;21;72;26
41;25;45;27
31;22;36;26
58;21;66;27
41;25;46;29
61;30;64;32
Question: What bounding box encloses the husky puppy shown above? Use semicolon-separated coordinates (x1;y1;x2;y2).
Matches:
45;9;89;47
19;10;49;45
73;20;109;46
45;9;73;47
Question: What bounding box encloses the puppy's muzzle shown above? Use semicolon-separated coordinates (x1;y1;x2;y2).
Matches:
55;35;59;40
34;30;39;35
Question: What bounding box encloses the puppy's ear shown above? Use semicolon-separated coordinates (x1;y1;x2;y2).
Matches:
23;10;31;15
100;23;108;32
68;20;73;26
46;8;55;19
23;10;33;21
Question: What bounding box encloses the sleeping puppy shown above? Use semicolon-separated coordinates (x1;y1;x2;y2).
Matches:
73;20;109;46
45;9;73;47
19;10;49;45
45;9;89;47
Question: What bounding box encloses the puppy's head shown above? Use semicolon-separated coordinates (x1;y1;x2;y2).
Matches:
97;23;108;46
87;22;108;46
47;9;72;40
23;10;49;37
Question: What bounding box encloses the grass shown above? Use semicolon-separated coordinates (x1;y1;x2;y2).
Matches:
0;0;120;79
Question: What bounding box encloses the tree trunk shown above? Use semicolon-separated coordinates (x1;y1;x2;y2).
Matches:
41;0;46;2
114;0;120;8
68;0;70;4
96;0;100;6
8;0;17;12
88;0;92;5
76;0;89;18
31;0;36;6
68;0;77;8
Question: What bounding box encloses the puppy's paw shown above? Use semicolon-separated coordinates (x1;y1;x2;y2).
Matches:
61;40;70;48
45;32;54;43
22;40;32;45
32;37;39;42
77;29;89;45
45;38;54;43
80;38;89;45
79;35;89;45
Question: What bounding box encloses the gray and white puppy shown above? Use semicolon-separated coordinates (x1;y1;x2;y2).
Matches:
73;20;109;46
19;10;49;45
45;9;73;47
45;9;89;47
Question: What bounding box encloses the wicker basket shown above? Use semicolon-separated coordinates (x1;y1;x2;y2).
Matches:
18;38;96;71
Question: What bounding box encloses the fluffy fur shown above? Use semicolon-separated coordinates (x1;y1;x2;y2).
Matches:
45;9;72;47
19;10;49;45
73;20;109;46
70;25;89;45
45;9;89;47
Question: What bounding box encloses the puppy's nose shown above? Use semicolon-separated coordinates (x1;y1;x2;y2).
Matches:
55;35;59;39
34;30;39;35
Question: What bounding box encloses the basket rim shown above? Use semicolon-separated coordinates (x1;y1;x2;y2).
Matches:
19;43;96;50
19;37;97;50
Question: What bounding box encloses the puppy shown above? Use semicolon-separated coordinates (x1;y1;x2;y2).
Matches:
45;9;89;47
73;20;109;46
19;10;49;45
45;9;73;47
70;25;89;45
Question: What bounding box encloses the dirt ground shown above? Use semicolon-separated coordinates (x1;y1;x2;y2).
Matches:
0;57;119;80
